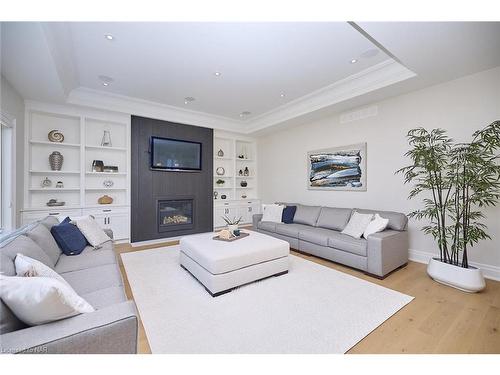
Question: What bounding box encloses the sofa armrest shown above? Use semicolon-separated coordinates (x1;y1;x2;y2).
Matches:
0;301;138;354
103;228;114;239
252;214;263;229
366;230;409;278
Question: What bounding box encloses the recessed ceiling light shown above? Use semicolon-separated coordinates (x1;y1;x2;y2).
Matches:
184;97;195;104
280;93;286;98
214;72;221;77
98;75;114;86
350;58;358;64
239;111;251;117
104;34;114;41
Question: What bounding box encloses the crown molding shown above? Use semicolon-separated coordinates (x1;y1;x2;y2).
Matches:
66;87;244;132
243;59;416;134
66;60;416;135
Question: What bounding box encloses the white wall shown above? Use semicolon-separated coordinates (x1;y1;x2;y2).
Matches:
1;75;24;226
257;67;500;274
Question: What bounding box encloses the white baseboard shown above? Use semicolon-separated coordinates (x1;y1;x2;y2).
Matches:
409;248;500;282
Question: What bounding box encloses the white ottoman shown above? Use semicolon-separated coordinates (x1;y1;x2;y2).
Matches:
180;230;290;296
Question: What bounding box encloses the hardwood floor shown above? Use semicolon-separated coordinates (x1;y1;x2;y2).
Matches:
115;241;500;354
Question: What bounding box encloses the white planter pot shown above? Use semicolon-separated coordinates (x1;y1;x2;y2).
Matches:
427;257;485;293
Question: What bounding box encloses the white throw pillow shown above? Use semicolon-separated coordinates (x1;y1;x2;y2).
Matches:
72;216;111;248
15;253;70;288
261;204;285;223
341;211;373;239
0;275;94;326
363;214;390;238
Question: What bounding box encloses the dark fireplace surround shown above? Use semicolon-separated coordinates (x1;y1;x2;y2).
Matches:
131;116;213;242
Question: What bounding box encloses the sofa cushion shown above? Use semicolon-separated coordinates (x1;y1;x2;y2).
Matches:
51;217;88;256
328;232;368;257
0;300;26;334
0;254;25;335
60;264;123;295
298;227;334;247
316;207;352;231
257;221;278;232
25;223;61;265
0;252;15;276
275;223;310;238
293;205;322;226
81;286;127;310
1;235;54;268
355;208;408;231
39;215;60;230
55;245;116;274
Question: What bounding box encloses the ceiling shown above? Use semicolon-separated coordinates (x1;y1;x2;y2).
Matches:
1;22;500;134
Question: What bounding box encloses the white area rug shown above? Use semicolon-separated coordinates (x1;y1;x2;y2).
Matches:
121;246;413;353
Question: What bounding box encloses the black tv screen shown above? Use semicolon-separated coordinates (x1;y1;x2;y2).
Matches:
150;136;202;171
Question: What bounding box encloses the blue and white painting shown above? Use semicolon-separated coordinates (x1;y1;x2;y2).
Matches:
307;143;367;190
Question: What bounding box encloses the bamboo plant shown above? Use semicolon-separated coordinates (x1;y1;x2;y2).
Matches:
397;121;500;268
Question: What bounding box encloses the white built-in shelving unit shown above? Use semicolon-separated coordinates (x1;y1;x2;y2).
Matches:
213;132;260;228
21;102;131;240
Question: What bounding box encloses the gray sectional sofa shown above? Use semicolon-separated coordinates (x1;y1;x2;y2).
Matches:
253;205;408;278
0;216;138;354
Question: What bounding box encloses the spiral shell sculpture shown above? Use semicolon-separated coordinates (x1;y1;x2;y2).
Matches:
48;129;64;143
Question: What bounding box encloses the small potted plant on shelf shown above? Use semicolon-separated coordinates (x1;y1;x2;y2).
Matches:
222;215;242;236
397;121;500;292
216;179;225;186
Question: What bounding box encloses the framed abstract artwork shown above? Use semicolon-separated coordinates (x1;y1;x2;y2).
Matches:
307;143;367;191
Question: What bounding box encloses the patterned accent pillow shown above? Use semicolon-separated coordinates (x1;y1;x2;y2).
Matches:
72;216;111;248
341;211;373;239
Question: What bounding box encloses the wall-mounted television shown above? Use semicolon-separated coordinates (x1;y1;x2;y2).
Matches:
150;136;202;171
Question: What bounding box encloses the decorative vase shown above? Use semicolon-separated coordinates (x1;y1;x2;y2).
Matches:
221;194;227;199
240;180;248;187
244;167;249;176
49;151;63;171
55;181;64;188
92;160;104;172
41;177;52;188
101;130;112;147
98;195;113;205
217;149;224;157
427;257;485;293
239;169;243;176
227;224;239;235
48;130;64;143
216;167;225;176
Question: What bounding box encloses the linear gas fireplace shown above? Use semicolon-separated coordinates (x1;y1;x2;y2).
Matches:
157;197;194;233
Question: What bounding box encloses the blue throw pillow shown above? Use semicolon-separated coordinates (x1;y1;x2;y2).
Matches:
50;217;88;256
282;206;297;224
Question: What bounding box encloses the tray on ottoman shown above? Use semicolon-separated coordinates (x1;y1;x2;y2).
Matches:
180;231;290;297
212;232;250;242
